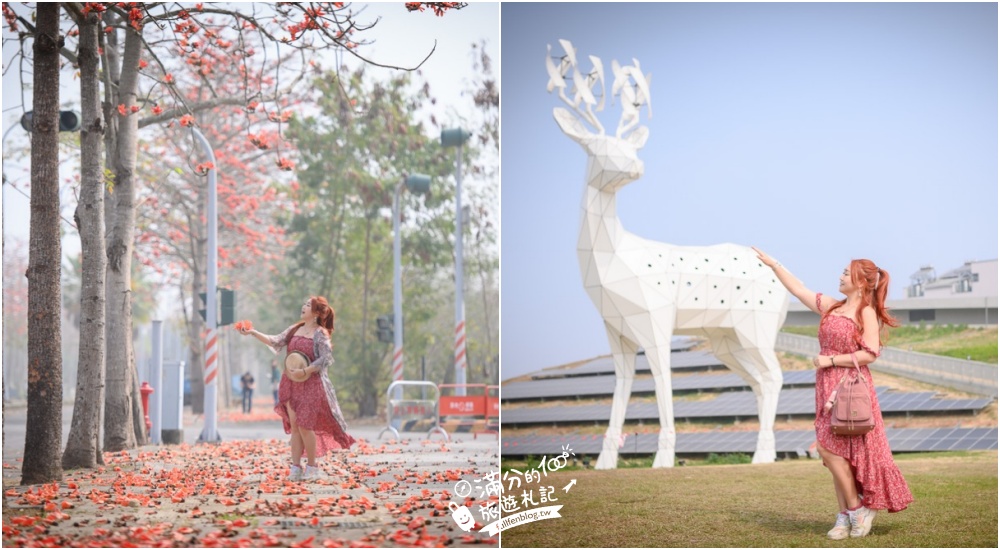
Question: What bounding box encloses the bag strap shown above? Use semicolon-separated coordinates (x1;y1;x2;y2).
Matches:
849;351;868;386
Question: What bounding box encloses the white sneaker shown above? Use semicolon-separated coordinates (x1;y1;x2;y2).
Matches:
287;464;303;481
849;506;876;538
302;465;322;481
827;512;850;540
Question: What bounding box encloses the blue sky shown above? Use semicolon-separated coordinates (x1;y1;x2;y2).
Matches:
500;2;998;380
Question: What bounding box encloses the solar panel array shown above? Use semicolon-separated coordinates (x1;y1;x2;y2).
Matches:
504;345;997;458
530;350;725;380
501;388;994;425
503;370;817;402
501;427;998;456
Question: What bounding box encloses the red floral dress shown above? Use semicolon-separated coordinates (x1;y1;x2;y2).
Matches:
814;293;913;513
267;326;355;456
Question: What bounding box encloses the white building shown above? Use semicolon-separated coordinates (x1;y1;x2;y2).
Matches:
785;259;998;326
906;259;997;299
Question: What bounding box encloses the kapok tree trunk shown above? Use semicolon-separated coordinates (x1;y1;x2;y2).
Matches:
104;26;145;451
22;2;64;485
63;9;107;469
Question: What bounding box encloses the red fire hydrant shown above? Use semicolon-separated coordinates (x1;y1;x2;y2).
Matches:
140;382;154;435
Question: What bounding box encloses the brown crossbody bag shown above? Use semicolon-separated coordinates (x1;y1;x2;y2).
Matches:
826;351;875;436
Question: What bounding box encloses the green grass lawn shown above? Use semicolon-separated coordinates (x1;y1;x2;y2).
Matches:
499;451;998;548
782;324;998;363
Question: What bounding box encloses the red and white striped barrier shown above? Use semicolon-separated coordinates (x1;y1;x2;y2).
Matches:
204;327;218;385
392;346;404;385
454;320;467;372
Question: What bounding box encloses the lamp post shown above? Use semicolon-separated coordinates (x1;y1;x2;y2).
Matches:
1;125;10;402
149;320;163;444
392;174;431;397
441;128;471;396
190;126;220;443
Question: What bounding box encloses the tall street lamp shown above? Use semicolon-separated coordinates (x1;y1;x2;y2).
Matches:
441;128;471;396
393;173;431;397
190;126;220;444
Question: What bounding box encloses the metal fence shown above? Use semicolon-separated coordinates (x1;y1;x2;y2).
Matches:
776;333;998;398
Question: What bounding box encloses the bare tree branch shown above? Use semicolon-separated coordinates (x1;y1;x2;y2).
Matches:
138;96;252;128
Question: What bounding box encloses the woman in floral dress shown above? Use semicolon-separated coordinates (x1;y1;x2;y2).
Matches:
240;296;356;481
752;248;913;539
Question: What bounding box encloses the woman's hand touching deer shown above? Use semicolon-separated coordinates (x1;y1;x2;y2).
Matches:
752;246;826;315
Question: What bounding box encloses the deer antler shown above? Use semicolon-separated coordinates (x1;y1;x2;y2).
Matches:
548;40;651;139
611;58;652;139
547;39;605;134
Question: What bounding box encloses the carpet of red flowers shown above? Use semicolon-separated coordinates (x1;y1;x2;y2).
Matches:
3;438;498;548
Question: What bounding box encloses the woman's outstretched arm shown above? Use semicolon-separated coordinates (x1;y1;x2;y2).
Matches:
240;324;296;353
751;246;834;314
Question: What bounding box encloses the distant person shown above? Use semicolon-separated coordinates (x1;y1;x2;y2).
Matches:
238;296;356;482
270;359;281;406
753;248;912;539
240;371;255;413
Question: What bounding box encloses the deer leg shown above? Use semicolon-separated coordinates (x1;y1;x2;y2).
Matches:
596;326;637;470
708;331;782;464
645;340;676;468
742;347;782;464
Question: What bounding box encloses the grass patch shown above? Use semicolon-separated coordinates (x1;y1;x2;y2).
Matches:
617;456;654;469
702;452;753;465
782;325;998;363
888;324;989;344
500;451;998;548
937;345;998;364
893;450;980;461
504;452;760;472
502;455;585;475
783;326;820;337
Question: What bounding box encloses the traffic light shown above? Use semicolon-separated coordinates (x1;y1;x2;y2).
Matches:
376;315;393;343
197;288;236;326
20;110;82;133
198;292;208;323
220;288;235;326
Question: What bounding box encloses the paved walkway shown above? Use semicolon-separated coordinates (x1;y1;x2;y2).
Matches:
3;405;500;547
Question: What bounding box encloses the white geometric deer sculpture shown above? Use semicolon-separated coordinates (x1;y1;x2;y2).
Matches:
547;40;789;468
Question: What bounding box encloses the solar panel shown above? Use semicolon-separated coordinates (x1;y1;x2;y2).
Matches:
501;428;998;457
968;428;999;450
502;388;993;426
503;370;818;402
530;350;727;380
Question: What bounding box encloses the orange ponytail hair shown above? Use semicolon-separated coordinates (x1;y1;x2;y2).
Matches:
310;296;335;335
822;259;900;346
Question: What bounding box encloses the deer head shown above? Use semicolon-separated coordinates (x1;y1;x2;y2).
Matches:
548;39;653;191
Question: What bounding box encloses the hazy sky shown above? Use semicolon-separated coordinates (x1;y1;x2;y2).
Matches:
1;2;499;252
500;2;998;380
